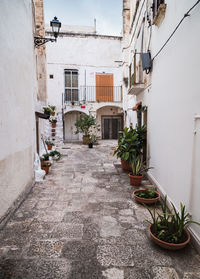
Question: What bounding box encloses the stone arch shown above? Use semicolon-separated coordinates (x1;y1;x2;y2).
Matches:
96;105;124;139
64;110;87;142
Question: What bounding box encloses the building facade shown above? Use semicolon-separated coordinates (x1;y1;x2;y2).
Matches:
0;0;47;226
45;25;123;142
122;0;200;250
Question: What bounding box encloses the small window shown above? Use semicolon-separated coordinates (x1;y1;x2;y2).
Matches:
64;70;79;102
49;74;54;79
152;0;166;26
152;0;165;18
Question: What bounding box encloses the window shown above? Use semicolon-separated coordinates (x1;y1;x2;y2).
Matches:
64;70;79;102
129;21;144;87
49;74;54;79
152;0;164;18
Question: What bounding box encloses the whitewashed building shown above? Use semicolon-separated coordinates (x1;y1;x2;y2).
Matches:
46;24;123;142
0;0;47;226
122;0;200;250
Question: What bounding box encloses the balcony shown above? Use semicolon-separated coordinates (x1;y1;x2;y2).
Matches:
128;83;145;95
64;86;122;103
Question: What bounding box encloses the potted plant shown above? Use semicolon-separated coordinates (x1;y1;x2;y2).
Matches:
43;106;52;116
75;114;99;144
133;187;160;204
49;150;62;161
51;129;56;137
114;126;146;171
146;196;200;250
48;105;56;116
129;155;152;186
49;116;57;128
40;153;51;174
43;105;56;116
88;134;97;148
45;139;55;150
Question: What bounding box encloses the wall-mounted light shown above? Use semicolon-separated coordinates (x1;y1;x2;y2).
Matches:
34;16;61;47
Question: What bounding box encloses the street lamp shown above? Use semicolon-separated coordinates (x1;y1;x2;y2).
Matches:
34;16;61;47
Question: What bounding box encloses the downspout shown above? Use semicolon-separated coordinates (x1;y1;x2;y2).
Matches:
62;92;65;141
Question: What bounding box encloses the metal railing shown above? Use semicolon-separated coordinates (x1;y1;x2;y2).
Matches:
64;86;122;103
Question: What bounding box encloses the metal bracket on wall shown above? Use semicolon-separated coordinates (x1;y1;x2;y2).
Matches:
34;37;56;47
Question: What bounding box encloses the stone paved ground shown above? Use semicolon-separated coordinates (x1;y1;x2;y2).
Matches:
0;141;200;279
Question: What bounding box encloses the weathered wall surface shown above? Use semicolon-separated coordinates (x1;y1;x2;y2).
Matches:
122;0;200;246
46;33;123;110
34;0;47;104
148;0;200;244
0;0;35;220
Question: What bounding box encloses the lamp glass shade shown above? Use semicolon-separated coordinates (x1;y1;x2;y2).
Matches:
50;17;61;38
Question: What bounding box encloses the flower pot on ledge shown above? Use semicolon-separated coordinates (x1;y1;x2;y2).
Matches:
47;145;53;150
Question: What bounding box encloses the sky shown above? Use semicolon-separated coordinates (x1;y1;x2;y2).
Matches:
44;0;122;36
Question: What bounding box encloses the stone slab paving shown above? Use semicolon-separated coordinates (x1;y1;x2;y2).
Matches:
0;140;200;279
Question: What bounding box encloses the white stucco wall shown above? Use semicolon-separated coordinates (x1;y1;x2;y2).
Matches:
0;0;36;219
46;33;123;111
148;0;200;242
123;0;200;244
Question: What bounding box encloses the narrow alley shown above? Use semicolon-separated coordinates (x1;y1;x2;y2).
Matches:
0;141;199;279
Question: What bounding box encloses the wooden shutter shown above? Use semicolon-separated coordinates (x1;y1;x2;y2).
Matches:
96;74;113;102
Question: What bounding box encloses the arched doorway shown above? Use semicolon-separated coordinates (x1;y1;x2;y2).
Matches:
64;111;86;142
96;106;123;139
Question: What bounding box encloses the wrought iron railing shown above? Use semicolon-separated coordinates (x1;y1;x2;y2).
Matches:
64;86;122;103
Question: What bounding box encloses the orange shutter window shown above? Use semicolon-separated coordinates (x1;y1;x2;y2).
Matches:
96;74;113;102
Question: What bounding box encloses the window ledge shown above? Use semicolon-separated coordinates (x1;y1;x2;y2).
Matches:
153;4;167;27
128;84;145;95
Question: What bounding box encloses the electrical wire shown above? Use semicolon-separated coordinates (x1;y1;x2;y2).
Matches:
152;0;200;61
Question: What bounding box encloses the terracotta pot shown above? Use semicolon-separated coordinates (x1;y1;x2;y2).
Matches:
41;165;49;175
51;122;56;128
47;145;52;150
52;132;56;137
133;189;160;204
128;173;143;186
149;225;191;250
121;159;131;171
83;135;89;145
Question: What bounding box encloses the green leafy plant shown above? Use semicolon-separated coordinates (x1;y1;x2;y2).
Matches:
48;105;56;112
146;196;200;244
130;155;152;176
75;114;98;136
41;153;50;161
45;139;55;146
135;125;146;151
135;188;157;199
114;126;146;162
49;116;57;124
43;105;56;116
88;134;97;144
49;150;62;161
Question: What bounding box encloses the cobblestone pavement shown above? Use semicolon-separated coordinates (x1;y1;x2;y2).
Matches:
0;141;200;279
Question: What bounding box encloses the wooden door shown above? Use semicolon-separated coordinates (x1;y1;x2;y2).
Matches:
96;74;113;102
102;116;123;139
64;112;79;141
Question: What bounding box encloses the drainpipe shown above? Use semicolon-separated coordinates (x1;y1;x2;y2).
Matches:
62;93;65;141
